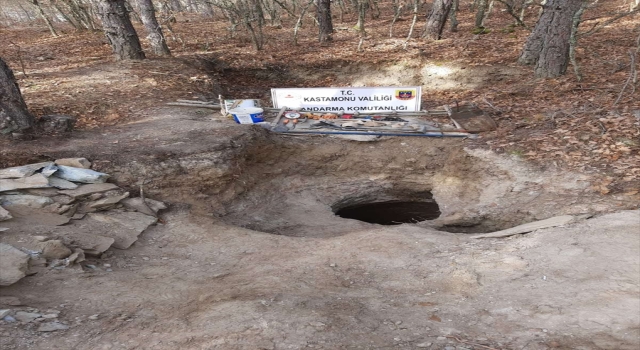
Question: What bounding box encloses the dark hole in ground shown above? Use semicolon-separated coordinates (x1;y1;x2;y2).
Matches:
335;201;441;225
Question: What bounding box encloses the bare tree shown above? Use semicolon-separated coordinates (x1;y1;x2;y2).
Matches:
30;0;59;36
423;0;452;40
137;0;171;56
0;57;34;135
519;0;584;78
98;0;146;60
318;0;333;42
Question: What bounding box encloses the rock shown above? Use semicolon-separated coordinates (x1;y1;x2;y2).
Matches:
60;232;114;256
62;204;78;218
54;165;109;184
0;296;22;306
88;314;99;320
416;343;432;348
3;315;16;323
41;314;58;319
87;193;103;201
48;176;78;190
0;228;8;232
0;162;53;179
86;192;129;211
55;158;91;169
87;211;157;249
66;248;85;265
1;205;70;226
25;188;61;197
39;240;72;259
43;202;62;213
0;205;12;221
29;256;47;266
0;194;53;208
71;213;85;220
0;309;11;319
37;321;69;332
58;183;119;199
51;195;75;205
37;114;76;134
0;243;29;286
146;198;167;212
471;214;590;239
41;164;58;177
0;174;50;192
42;202;73;215
121;197;166;216
14;311;41;323
56;204;73;215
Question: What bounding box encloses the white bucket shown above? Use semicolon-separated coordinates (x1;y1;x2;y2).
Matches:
224;99;258;113
229;107;265;124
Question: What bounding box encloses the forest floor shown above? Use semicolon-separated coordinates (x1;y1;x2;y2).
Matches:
0;2;639;349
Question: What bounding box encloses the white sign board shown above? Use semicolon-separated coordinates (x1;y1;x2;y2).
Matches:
271;86;422;113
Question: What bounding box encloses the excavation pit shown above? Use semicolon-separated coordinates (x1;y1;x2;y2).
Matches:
335;200;441;225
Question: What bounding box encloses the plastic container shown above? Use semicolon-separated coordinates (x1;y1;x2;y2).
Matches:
224;99;259;112
229;107;265;124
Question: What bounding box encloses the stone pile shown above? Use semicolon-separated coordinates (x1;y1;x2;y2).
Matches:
0;158;166;286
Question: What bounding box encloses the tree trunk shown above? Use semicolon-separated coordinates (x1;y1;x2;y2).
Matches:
318;0;333;42
32;0;59;37
449;0;459;32
0;58;35;135
98;0;146;60
518;0;584;78
424;0;452;40
200;0;214;17
169;0;182;12
354;0;367;33
475;0;487;28
51;1;80;29
137;0;171;56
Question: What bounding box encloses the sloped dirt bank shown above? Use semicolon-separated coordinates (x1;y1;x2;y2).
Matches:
3;107;632;233
1;108;639;350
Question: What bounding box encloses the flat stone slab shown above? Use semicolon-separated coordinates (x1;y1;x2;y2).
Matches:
58;183;119;199
15;311;41;323
55;158;91;169
24;188;61;197
0;194;53;209
48;176;78;190
0;162;53;179
122;197;167;216
471;215;590;239
58;231;114;256
53;165;109;184
87;192;129;210
1;205;70;226
0;243;29;286
0;205;11;222
87;211;157;249
0;174;50;192
37;321;69;332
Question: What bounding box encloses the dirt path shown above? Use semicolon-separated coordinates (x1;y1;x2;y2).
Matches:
1;208;638;349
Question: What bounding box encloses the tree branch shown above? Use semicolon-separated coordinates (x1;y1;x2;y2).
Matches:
494;0;528;28
578;8;639;38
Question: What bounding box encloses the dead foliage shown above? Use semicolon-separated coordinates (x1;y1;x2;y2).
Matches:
0;1;638;194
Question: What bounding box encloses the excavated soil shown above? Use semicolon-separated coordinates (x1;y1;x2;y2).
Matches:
1;107;639;350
